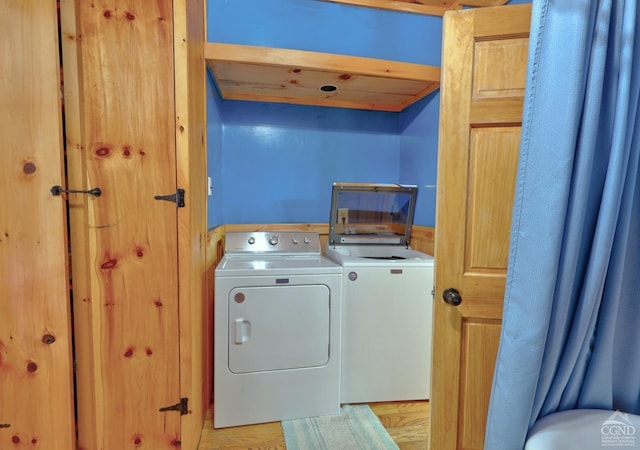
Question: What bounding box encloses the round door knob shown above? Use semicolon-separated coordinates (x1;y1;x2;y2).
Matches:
442;288;462;306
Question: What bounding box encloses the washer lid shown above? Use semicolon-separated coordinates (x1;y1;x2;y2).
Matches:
328;183;418;246
325;245;434;267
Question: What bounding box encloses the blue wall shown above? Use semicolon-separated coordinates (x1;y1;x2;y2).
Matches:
207;0;442;66
207;0;531;228
399;91;440;226
217;100;401;224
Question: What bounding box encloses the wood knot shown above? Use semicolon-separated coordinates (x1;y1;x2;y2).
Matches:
101;259;118;270
95;146;111;157
23;162;37;174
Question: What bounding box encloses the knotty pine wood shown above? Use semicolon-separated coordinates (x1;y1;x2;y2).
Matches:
205;43;440;112
205;225;225;424
60;0;98;444
410;226;435;258
319;0;508;16
320;0;454;15
65;1;208;448
1;2;76;447
175;0;209;447
198;401;430;449
79;0;182;440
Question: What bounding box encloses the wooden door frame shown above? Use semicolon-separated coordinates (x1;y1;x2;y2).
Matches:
59;1;98;443
174;0;209;448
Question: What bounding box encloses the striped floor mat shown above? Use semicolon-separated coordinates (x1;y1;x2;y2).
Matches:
281;404;398;450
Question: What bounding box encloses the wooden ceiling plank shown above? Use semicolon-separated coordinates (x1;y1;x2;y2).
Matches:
205;43;440;112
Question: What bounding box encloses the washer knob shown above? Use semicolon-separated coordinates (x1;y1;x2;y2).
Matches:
304;237;311;244
247;236;255;245
292;238;299;244
269;235;279;246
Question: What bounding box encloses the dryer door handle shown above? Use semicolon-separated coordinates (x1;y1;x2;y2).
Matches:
234;318;251;344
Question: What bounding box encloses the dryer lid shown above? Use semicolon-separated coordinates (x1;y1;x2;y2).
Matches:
328;182;418;247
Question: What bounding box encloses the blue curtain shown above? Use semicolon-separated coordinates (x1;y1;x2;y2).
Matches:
484;0;640;449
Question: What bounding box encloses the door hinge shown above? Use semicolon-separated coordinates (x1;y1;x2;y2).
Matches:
154;189;185;208
159;398;188;415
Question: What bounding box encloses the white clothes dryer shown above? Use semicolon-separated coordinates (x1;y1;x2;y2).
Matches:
214;231;342;428
325;183;434;404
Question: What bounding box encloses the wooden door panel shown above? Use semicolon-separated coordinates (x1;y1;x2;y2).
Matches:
473;39;528;99
467;127;520;270
470;99;525;126
460;320;501;449
431;4;531;450
71;1;181;448
0;1;75;448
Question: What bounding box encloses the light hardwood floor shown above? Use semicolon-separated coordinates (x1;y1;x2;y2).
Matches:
198;401;429;449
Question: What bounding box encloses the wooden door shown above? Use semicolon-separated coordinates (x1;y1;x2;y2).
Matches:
0;1;76;448
430;4;531;450
66;1;183;448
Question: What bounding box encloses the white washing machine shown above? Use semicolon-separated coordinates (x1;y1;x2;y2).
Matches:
325;183;434;404
214;231;342;428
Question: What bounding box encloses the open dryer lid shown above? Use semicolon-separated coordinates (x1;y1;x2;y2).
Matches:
328;182;418;246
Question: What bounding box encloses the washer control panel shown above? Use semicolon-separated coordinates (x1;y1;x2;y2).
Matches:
224;231;321;254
